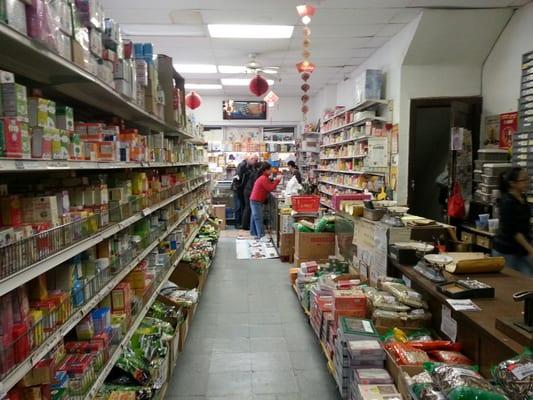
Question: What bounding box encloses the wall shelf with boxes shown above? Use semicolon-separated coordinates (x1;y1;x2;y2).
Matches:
317;70;391;207
0;1;213;398
295;123;320;180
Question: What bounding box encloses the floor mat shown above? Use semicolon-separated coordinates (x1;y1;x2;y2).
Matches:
235;238;279;259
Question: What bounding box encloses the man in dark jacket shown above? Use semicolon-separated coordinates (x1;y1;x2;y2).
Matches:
232;157;249;226
240;154;259;230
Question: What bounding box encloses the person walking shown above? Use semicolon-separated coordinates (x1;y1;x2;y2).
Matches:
241;154;259;230
250;162;281;241
493;167;533;276
232;156;249;227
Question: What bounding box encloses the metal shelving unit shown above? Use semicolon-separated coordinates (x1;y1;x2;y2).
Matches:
320;136;370;148
0;204;204;393
321;99;388;124
83;219;207;399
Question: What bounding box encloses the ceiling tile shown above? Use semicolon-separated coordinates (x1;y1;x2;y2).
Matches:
311;8;398;24
293;24;384;38
390;8;422;23
200;9;298;25
376;23;407;36
408;0;518;7
365;36;392;47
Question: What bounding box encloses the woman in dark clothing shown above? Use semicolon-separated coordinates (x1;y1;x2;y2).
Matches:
287;160;302;184
493;167;533;276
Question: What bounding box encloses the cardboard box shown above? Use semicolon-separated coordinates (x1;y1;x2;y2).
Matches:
279;232;294;257
294;230;335;259
396;365;425;400
213;204;226;230
1;82;27;117
33;196;60;226
384;346;425;386
294;255;329;268
2;117;23;158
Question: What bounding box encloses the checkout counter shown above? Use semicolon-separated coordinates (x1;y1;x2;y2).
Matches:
333;211;532;377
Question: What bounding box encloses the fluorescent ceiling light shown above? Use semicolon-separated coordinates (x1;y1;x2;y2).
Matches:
208;24;294;39
218;65;247;74
185;83;223;90
262;69;279;74
174;64;217;73
221;78;275;86
121;24;203;37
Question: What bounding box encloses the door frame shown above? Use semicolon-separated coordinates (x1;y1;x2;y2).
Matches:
407;96;482;208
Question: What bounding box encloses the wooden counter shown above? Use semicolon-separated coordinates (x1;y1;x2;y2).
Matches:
390;259;532;376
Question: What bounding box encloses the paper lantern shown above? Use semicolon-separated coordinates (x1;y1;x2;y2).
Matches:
249;74;269;97
264;90;279;107
185;91;202;110
296;61;315;74
296;5;316;17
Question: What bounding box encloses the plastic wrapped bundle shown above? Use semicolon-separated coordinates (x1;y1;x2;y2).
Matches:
492;348;533;400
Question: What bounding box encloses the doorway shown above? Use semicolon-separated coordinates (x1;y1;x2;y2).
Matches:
408;97;482;221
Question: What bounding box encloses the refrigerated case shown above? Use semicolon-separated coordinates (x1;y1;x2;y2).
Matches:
212;180;235;223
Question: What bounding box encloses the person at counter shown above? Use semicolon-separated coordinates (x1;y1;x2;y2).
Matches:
287;160;302;184
239;154;259;230
250;162;281;241
493;167;533;276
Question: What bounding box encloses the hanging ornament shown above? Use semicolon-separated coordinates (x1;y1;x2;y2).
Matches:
264;90;279;107
301;105;309;113
302;50;310;59
249;74;269;97
303;27;311;37
301;83;310;92
185;91;202;110
301;72;310;82
303;38;310;47
301;94;309;103
296;5;316;24
296;61;315;74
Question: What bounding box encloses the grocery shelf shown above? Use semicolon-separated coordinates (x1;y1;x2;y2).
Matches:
316;169;385;176
0;204;203;393
319;189;334;197
320;200;333;209
0;178;210;297
320;155;366;161
0;159;208;172
318;180;365;192
322;99;388;124
321;116;387;136
83;219;207;399
0;23;184;134
320;136;370;148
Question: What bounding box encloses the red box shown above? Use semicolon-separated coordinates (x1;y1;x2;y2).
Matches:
332;193;372;210
2;118;23;158
291;195;320;213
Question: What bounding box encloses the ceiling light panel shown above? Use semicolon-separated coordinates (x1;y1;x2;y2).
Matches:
208;24;294;39
218;65;248;74
174;64;217;73
221;78;275;86
185;83;223;90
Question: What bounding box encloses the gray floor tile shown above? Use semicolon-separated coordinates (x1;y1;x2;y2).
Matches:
166;236;340;400
250;337;288;352
206;372;252;396
251;352;292;371
209;352;252;373
252;370;299;395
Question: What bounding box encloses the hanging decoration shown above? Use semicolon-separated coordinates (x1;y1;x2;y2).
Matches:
264;90;279;107
296;4;316;121
249;74;269;97
185;91;202;110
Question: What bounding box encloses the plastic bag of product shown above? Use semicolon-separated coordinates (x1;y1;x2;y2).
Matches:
407;328;434;342
381;282;428;309
429;350;473;365
373;292;411;312
386;342;431;365
139;317;174;338
410;341;462;352
315;216;336;232
426;363;509;400
114;347;151;385
294;222;314;232
405;308;432;328
492;347;533;400
381;327;409;343
408;371;448;400
377;276;406;290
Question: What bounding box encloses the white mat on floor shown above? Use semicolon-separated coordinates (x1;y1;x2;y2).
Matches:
236;238;279;259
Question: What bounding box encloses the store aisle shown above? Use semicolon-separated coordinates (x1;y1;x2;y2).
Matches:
165;236;341;400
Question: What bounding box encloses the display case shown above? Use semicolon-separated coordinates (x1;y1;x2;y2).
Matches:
212;180;235;222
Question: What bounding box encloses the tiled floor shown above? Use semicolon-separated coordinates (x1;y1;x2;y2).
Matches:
165;236;341;400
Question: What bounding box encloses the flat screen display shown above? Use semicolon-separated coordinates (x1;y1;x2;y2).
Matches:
223;100;267;120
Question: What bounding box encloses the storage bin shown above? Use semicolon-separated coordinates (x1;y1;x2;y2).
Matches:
291;195;320;213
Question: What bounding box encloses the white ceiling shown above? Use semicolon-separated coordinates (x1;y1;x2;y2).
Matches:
102;0;530;97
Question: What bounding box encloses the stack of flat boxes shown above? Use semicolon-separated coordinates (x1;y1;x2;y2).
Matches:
514;49;533;236
473;148;511;205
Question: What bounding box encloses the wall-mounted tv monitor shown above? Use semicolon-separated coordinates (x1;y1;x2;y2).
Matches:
222;100;267;120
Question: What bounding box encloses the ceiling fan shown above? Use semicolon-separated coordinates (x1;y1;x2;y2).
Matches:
242;53;280;75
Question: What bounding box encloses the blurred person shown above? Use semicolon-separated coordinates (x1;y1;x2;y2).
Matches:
240;154;259;230
250;162;281;241
232;155;249;227
493;167;533;276
287;160;302;184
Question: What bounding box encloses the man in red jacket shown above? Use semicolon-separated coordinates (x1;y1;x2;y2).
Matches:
250;162;281;241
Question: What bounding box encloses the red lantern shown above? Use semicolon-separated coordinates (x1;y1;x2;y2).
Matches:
296;5;316;17
296;61;315;74
185;91;202;110
249;74;269;97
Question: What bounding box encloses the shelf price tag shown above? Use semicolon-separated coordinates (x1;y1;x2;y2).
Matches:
15;160;24;170
142;208;151;216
